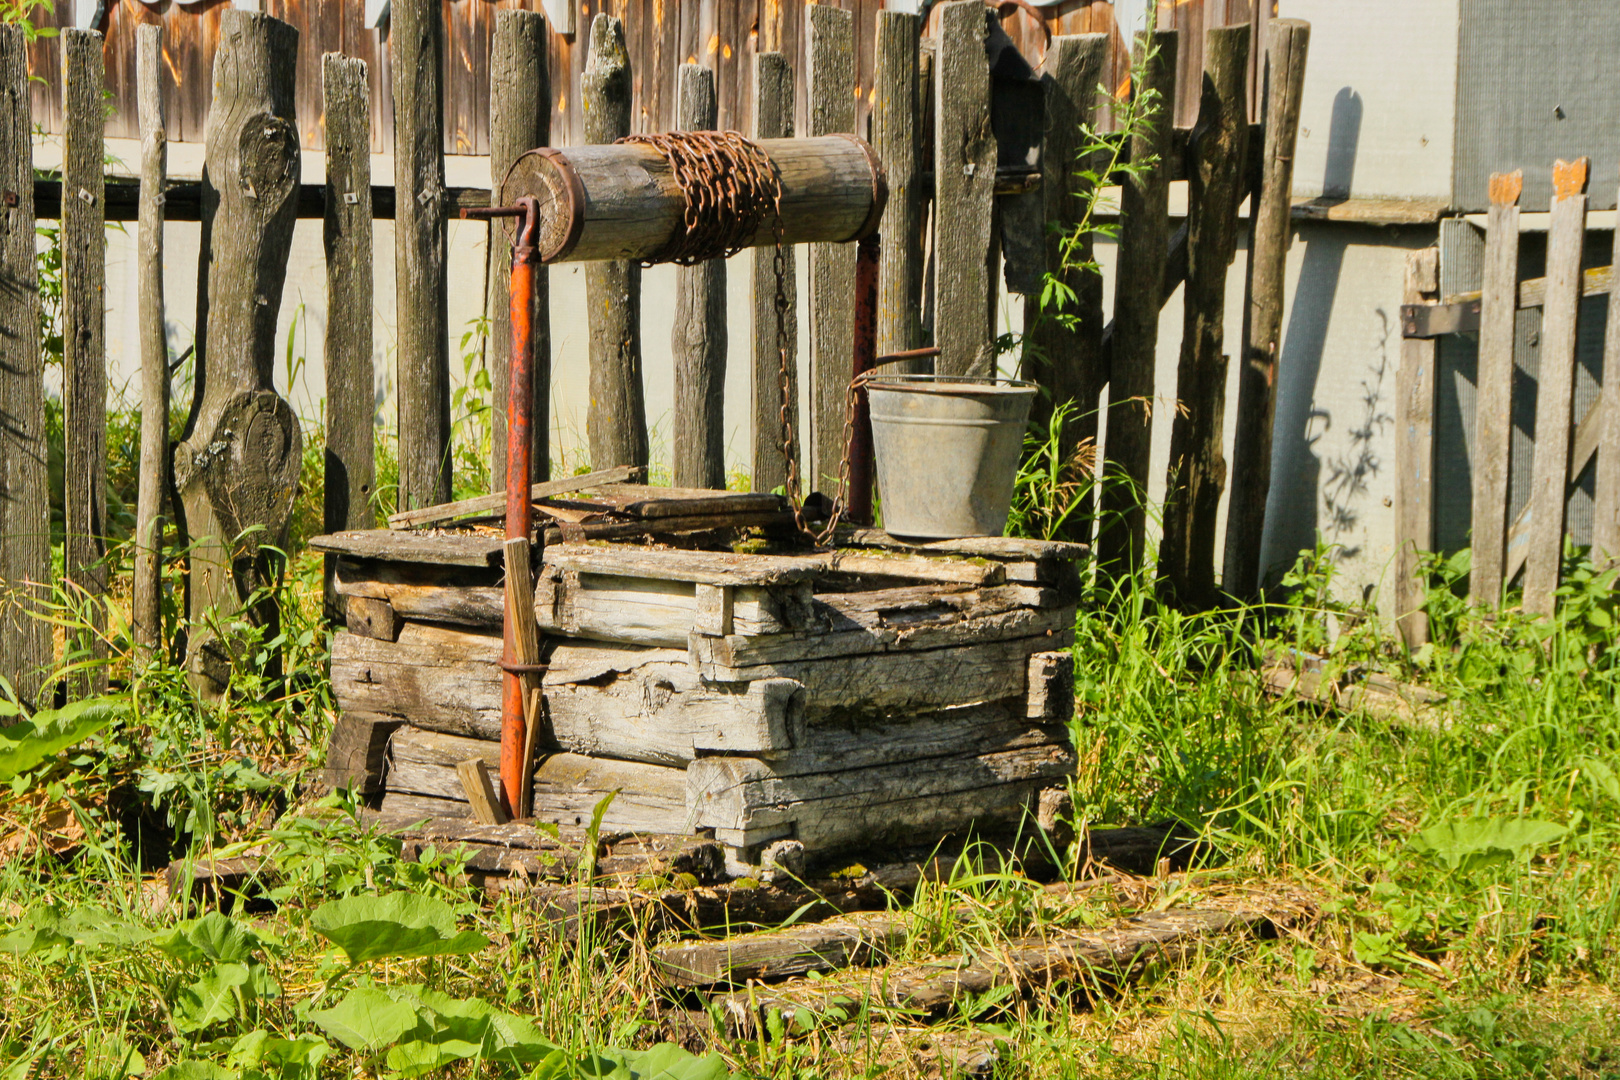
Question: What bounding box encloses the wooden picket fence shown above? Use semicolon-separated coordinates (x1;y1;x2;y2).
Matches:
0;2;1311;705
1397;157;1620;646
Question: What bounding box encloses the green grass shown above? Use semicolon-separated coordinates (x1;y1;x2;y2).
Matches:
3;403;1620;1078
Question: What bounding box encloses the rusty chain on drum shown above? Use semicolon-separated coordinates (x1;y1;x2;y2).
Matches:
616;130;860;546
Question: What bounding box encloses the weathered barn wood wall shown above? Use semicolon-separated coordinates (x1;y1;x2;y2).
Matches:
23;0;1261;155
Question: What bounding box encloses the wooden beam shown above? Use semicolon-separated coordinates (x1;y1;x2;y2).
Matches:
1469;171;1522;607
0;26;50;706
385;464;641;529
323;54;376;624
873;11;925;364
672;63;726;490
1597;167;1620;568
62;28;108;694
488;10;551;487
583;14;647;473
456;757;509;825
807;3;857;488
1222;19;1310;598
1395;247;1439;648
132;25;168;665
393;0;452;511
1159;26;1249;609
750;51;798;495
1524;159;1589;617
933;1;998;378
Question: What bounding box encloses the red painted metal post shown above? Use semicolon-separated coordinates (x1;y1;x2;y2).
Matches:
462;196;540;816
848;233;881;526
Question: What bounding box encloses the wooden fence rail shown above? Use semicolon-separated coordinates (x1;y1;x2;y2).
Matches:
0;3;1308;705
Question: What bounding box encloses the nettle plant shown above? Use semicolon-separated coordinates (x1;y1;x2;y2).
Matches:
1;891;736;1080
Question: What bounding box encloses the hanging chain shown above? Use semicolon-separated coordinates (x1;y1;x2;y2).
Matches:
617;129;867;547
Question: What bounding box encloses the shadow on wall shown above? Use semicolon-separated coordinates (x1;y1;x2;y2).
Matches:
1260;87;1362;580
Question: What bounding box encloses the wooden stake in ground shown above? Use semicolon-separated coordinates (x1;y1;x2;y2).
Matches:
1524;159;1589;617
1096;29;1177;586
1468;170;1523;607
1395;247;1439;649
63;29;108;693
672;63;726;491
393;0;451;511
323;54;375;622
873;11;924;364
175;11;303;694
933;1;998;378
583;14;647;473
1222;19;1310;598
0;26;50;706
503;537;543;817
1159;26;1249;609
751;51;798;494
1595;167;1620;569
807;4;856;488
1021;32;1109;543
133;25;168;665
489;10;550;486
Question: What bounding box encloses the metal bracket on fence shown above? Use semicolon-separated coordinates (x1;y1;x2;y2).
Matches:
1401;298;1481;339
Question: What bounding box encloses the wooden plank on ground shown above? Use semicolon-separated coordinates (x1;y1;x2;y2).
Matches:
584;14;648;472
133;24;168;664
933;1;997;378
0;26;49;706
393;0;452;511
1523;159;1588;617
1469;171;1523;607
62;28;108;694
489;9;551;485
1096;29;1177;585
671;63;726;490
387;465;642;529
1222;19;1309;598
751;51;798;494
323;53;376;622
807;3;857;488
1158;25;1249;609
1395;247;1439;648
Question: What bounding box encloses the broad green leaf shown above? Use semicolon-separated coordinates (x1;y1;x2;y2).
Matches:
385;1038;484;1076
1578;756;1620;804
0;699;119;782
153;913;263;966
307;986;421;1051
173;962;252;1033
152;1065;237;1080
0;906;70;956
616;1044;736;1080
1410;816;1568;872
309;893;488;964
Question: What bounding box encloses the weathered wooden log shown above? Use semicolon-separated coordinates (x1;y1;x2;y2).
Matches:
582;14;647;472
0;26;50;706
1158;26;1249;609
1395;247;1439;648
932;1;998;377
750;52;799;494
656;911;908;988
392;0;451;510
672;64;727;490
1222;19;1310;598
62;28;108;693
1096;29;1177;585
716;908;1273;1033
873;11;924;364
322;54;375;622
1524;159;1589;617
319;712;405;797
344;596;400;641
1022;33;1109;546
807;4;858;487
176;11;303;694
488;9;551;486
133;25;168;665
502;136;885;269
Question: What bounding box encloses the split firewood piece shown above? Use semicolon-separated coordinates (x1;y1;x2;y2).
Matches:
503;537;545;817
456;758;508;825
385;464;643;530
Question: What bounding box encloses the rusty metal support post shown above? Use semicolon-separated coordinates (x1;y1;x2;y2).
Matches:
463;196;541;815
848;233;881;526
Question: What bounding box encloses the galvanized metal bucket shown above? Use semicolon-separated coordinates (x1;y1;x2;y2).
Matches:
866;374;1036;539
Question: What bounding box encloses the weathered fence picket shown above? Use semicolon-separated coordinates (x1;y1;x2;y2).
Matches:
0;26;49;706
1596;175;1620;568
672;62;727;491
1396;247;1439;648
133;24;167;665
62;28;108;692
583;14;647;473
750;51;798;494
872;11;924;364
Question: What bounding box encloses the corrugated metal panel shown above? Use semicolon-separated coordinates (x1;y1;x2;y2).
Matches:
1454;0;1620;213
